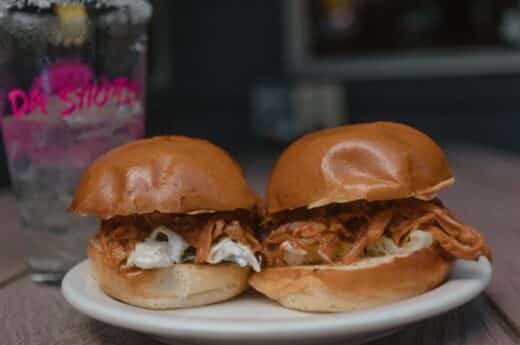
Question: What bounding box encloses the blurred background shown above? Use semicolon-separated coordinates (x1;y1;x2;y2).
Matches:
1;2;520;339
2;0;520;187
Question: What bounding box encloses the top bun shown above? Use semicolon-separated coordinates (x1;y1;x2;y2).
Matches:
267;122;453;214
70;136;260;219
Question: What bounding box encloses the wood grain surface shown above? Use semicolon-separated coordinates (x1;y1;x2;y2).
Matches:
0;145;519;345
0;192;27;286
1;276;516;345
2;276;162;345
372;296;519;345
443;147;520;331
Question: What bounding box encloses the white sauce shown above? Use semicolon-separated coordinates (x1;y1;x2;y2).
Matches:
208;238;261;272
281;230;433;268
366;230;433;256
281;241;308;266
347;230;433;269
125;226;261;271
126;226;189;269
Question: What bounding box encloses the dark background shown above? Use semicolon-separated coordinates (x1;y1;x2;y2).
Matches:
147;0;520;150
2;0;520;187
147;1;284;149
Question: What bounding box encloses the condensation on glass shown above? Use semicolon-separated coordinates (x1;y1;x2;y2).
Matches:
0;0;152;282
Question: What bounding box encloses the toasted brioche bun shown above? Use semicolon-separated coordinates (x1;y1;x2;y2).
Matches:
70;136;260;219
249;246;452;312
88;240;251;309
267;122;453;214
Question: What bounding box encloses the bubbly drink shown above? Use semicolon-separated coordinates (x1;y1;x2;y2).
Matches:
0;0;152;282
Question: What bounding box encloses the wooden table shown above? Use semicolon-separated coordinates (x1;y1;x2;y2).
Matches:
2;145;520;345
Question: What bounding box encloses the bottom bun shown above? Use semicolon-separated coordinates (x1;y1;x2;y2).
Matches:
88;240;251;309
249;246;452;312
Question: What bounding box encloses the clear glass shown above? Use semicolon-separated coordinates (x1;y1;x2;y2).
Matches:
0;1;152;282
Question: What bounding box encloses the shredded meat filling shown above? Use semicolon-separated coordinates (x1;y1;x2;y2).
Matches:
95;211;262;270
262;199;491;267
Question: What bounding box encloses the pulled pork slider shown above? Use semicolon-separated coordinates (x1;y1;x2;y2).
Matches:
249;122;491;312
70;136;262;309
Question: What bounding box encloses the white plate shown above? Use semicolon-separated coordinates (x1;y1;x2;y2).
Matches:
62;258;491;345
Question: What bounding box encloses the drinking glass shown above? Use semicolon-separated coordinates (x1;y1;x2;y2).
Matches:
0;0;152;282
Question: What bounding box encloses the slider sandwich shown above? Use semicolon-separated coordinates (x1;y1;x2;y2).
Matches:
250;122;491;312
70;136;262;309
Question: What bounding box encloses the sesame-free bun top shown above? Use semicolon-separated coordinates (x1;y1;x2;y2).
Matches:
267;122;453;214
70;136;259;219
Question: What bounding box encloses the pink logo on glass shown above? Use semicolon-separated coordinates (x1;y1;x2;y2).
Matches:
7;60;140;118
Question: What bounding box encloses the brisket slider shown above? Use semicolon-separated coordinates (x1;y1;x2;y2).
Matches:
249;122;491;312
70;136;262;309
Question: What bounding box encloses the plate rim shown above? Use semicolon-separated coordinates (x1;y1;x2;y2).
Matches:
62;258;491;339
